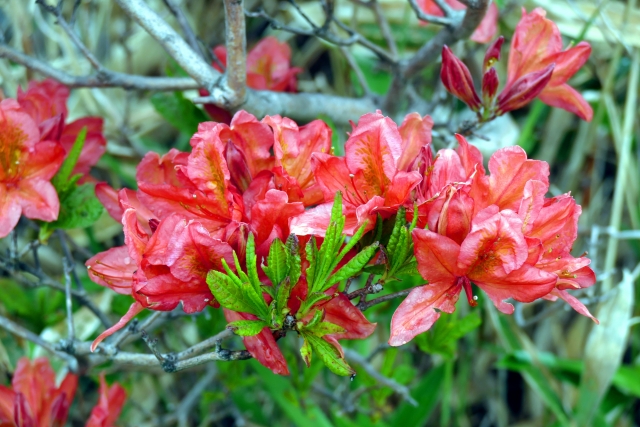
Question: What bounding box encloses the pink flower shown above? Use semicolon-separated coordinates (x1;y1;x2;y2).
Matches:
85;374;126;427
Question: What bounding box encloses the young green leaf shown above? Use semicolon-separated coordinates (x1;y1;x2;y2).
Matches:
386;207;406;256
307;321;346;337
297;293;332;320
304;309;324;330
285;234;302;286
304;333;355;376
263;238;287;286
207;270;256;314
227;319;269;337
305;237;318;287
327;242;380;290
275;277;293;322
245;234;262;295
150;91;209;135
51;126;87;192
300;338;313;368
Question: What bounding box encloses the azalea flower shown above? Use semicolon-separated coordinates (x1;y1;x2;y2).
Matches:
201;37;302;123
85;374;127;427
389;136;596;346
0;99;65;238
440;7;592;121
16;79;107;177
88;111;329;350
417;0;499;43
0;357;77;427
290;111;431;236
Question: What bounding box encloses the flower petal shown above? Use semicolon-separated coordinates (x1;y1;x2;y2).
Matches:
86;246;136;294
397;113;433;172
538;83;593;122
91;302;145;351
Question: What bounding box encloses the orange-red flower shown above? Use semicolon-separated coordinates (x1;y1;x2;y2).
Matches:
202;37;302;123
440;8;592;121
290;111;430;236
85;374;126;427
0;99;65;238
389;135;596;345
0;357;78;427
17;79;106;177
503;8;593;121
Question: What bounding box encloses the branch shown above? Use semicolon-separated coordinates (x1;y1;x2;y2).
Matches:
343;348;417;406
223;0;247;107
383;0;489;112
408;0;456;26
112;0;229;101
357;289;412;311
0;44;199;90
162;0;205;58
0;314;78;372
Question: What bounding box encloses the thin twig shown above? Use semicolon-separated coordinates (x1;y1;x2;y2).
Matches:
62;256;76;346
162;366;219;425
162;0;205;58
340;47;372;96
357;289;412;311
343;348;417;406
408;0;455;26
0;314;78;372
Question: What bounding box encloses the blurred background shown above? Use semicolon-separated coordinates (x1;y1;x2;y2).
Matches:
0;0;638;426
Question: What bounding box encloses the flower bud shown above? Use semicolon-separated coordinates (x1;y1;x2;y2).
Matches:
496;64;555;115
50;394;71;427
13;393;35;427
483;36;504;72
225;139;252;192
482;67;499;107
441;45;482;111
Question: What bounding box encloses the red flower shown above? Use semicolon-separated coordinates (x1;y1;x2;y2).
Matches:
417;0;499;43
504;8;593;121
202;37;302;123
290;111;428;236
85;374;126;427
17;79;107;177
0;99;65;238
87;111;325;350
390;135;596;345
0;357;77;427
441;8;592;121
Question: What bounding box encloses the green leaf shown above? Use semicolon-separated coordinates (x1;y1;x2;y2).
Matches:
300;338;313;367
305;308;325;330
263;238;287;286
51;126;87;192
240;279;269;321
206;270;256;314
227;319;268;336
150;91;209;135
286;234;302;286
304;333;354;376
386;207;406;256
275;277;292;323
40;183;104;240
297;293;332;320
305;237;318;288
336;220;368;261
307;321;346;337
328;242;379;289
245;233;262;296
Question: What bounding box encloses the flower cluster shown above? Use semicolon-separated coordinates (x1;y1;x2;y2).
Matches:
0;79;106;238
88;105;595;374
0;357;125;427
200;36;301;123
441;8;593;122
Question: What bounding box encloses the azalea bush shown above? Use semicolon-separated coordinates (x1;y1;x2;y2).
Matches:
1;0;638;426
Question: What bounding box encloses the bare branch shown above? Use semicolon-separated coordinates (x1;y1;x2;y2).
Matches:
357;289;412;311
383;0;489;112
340;47;372;96
0;313;78;372
223;0;247;107
113;0;226;98
371;0;398;58
162;0;205;57
36;0;104;71
0;44;200;90
408;0;455;26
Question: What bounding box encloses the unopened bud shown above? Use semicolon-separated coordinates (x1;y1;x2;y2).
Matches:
482;67;499;107
483;36;504;73
441;45;482;112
